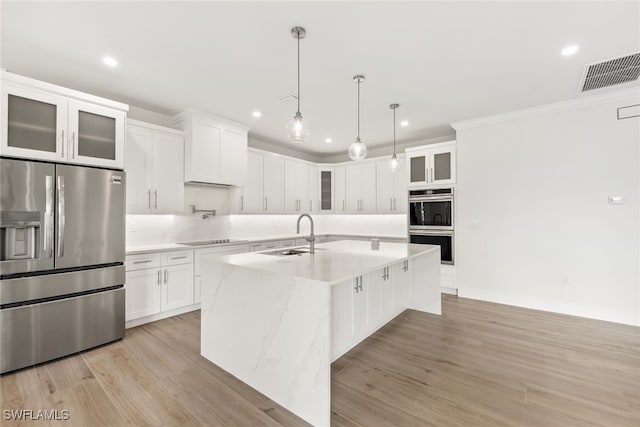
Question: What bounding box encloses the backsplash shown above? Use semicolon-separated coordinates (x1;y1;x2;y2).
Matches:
126;214;230;246
127;213;407;247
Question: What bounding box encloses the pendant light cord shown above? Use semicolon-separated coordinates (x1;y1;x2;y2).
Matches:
357;79;360;139
297;30;301;114
393;106;396;155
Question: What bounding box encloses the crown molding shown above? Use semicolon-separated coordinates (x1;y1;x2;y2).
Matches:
450;87;640;131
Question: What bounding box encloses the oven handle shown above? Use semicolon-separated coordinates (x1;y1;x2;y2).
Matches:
409;229;454;236
409;196;453;203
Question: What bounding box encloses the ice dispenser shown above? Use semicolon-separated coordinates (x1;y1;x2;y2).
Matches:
1;212;40;261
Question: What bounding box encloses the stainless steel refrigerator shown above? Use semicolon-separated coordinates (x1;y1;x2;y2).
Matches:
0;158;125;374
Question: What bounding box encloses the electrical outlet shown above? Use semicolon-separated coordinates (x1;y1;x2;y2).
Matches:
468;221;481;231
561;274;570;285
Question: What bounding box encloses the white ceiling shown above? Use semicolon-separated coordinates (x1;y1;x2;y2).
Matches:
2;1;639;156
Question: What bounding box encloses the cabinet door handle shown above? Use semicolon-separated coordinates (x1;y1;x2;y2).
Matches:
170;256;188;260
157;269;161;285
148;189;151;209
354;277;359;293
240;195;244;212
431;167;434;182
264;197;268;211
133;259;152;264
358;276;363;292
60;130;65;157
72;132;76;159
390;198;393;211
393;197;396;211
154;190;158;209
164;268;168;284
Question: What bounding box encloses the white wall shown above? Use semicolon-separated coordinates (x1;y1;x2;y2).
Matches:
454;89;640;326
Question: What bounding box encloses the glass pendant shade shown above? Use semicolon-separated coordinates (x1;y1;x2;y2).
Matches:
286;112;310;143
348;138;368;161
389;154;400;172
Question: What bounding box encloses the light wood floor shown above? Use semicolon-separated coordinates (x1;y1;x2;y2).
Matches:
2;295;639;426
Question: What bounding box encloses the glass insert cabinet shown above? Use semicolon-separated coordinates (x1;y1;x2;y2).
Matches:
1;74;127;169
406;142;456;186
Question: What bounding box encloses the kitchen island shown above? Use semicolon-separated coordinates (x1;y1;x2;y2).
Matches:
200;240;441;426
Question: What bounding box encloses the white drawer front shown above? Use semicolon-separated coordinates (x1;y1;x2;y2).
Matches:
162;250;194;266
126;253;162;271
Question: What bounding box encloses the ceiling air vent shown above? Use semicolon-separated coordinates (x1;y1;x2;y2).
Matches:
579;52;640;93
279;94;298;104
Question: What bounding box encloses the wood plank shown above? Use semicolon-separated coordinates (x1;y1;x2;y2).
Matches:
81;342;200;426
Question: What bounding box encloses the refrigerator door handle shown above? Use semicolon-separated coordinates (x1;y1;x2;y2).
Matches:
57;176;65;257
44;175;54;258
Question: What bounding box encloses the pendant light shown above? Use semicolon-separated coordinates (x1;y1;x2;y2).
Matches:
389;103;400;172
286;27;310;143
348;75;368;160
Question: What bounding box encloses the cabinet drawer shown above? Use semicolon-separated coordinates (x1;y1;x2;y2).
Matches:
126;253;161;271
162;250;194;266
261;241;279;250
280;240;296;248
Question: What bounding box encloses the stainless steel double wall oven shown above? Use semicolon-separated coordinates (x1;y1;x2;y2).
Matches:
0;158;126;374
408;187;454;264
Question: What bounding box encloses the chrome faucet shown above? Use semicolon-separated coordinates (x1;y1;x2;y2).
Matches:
296;214;315;254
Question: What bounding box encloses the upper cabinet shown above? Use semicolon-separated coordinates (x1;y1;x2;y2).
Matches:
406;141;456;187
1;72;127;169
284;159;312;214
126;120;184;214
346;163;377;213
376;156;407;214
173;109;249;186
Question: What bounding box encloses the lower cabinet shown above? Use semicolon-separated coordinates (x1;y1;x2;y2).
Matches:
331;258;413;361
125;249;194;324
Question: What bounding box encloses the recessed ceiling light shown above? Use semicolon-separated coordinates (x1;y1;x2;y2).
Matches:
400;120;409;127
325;138;332;143
102;56;118;67
252;111;262;118
561;45;579;56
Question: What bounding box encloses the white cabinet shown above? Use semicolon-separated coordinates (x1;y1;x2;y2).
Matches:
284;159;310;213
334;166;347;213
1;72;127;169
376;156;408;213
236;151;264;213
309;166;319;213
234;151;284;214
263;155;285;213
173;109;249;186
406;141;456;186
330;259;414;361
193;244;250;303
126;120;184;214
125;267;162;320
346;162;376;213
125;250;194;325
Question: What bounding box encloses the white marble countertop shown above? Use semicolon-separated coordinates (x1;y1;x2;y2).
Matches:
126;233;407;255
203;240;438;286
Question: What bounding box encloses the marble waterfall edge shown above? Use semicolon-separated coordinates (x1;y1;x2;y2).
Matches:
200;258;331;426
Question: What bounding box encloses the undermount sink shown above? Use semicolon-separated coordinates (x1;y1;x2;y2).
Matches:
261;247;326;257
262;248;310;256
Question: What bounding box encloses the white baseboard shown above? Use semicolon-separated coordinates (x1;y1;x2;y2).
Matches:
458;287;639;327
441;287;458;295
126;303;201;329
